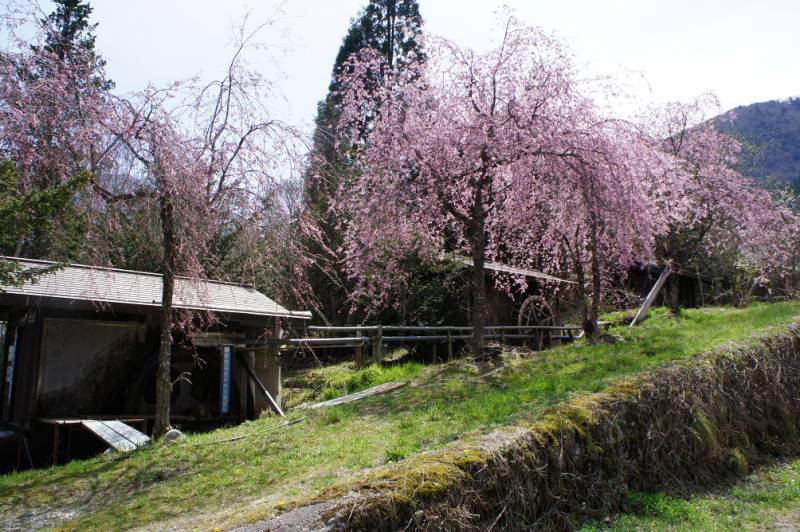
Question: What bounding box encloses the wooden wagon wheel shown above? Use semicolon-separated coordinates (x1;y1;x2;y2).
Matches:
518;294;556;350
517;294;556;327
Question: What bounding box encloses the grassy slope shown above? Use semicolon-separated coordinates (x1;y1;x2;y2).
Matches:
583;458;800;531
282;356;424;409
1;302;799;531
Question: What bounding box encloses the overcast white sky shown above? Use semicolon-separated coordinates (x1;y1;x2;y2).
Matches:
52;1;800;133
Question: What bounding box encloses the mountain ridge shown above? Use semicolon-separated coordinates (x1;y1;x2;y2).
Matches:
715;97;800;190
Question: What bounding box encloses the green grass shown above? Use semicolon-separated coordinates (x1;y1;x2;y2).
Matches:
582;458;800;531
282;358;425;409
1;302;799;531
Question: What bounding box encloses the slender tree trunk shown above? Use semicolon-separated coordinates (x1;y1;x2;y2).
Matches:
153;195;176;438
573;233;592;338
13;237;24;258
587;220;602;338
386;0;395;69
576;259;595;338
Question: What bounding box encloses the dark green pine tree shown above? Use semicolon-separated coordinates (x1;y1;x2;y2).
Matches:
0;160;90;287
10;0;111;260
304;0;425;324
38;0;113;90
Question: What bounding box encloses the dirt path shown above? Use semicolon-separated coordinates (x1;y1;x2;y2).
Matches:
770;508;800;531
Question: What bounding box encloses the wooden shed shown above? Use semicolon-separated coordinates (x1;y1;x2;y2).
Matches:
0;257;310;468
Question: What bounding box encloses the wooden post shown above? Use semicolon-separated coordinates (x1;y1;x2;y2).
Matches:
235;349;248;417
264;347;281;411
355;343;364;367
631;265;671;327
67;426;72;462
220;345;233;415
431;343;437;364
373;325;383;366
248;321;283;416
447;331;453;361
16;431;22;470
247;350;256;417
52;423;59;466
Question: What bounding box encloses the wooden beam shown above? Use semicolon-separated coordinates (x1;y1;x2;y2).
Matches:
631;265;671;327
235;351;284;417
295;381;407;410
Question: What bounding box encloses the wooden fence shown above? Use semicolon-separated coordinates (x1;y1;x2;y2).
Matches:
262;323;606;365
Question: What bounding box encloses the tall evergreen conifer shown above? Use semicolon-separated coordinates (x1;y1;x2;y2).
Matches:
305;1;424;323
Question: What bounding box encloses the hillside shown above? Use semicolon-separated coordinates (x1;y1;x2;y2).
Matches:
1;303;799;530
716;97;800;190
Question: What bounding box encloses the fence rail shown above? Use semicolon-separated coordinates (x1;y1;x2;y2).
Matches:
306;324;591;332
256;322;609;366
260;336;370;346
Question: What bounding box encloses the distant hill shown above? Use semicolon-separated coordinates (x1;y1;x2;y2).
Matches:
716;97;800;191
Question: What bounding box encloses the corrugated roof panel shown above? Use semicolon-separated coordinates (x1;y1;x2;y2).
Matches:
0;258;311;319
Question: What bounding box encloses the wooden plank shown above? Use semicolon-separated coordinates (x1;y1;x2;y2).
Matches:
103;420;150;447
295;381;408;410
80;420;149;452
261;337;369;346
39;417;145;424
39;418;85;425
191;332;246;347
81;420;136;451
631;265;671;327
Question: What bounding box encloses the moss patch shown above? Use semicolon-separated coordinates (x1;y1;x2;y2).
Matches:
264;313;800;530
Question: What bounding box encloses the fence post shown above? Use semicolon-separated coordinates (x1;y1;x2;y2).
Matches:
447;330;453;361
373;325;383;366
355;344;364;367
354;326;362;366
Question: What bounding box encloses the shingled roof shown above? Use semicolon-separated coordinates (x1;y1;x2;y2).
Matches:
0;257;311;319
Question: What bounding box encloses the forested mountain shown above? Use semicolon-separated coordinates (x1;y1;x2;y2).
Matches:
716;97;800;190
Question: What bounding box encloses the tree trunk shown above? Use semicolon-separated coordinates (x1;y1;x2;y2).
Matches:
668;275;681;315
580;220;601;338
386;0;396;69
574;236;593;338
153;195;176;438
470;248;487;354
469;214;487;355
